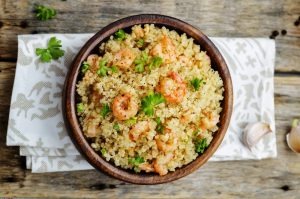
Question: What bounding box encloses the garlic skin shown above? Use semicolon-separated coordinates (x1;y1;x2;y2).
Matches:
243;122;272;149
286;119;300;153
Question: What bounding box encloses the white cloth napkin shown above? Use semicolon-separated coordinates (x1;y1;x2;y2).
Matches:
7;34;276;172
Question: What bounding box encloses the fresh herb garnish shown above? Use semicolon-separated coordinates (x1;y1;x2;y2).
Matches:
190;77;206;91
141;92;165;116
110;65;118;73
114;29;126;41
155;117;164;134
35;37;65;62
125;117;137;126
128;156;144;166
134;51;148;73
97;59;109;76
100;103;111;118
81;61;90;73
194;138;208;154
113;123;120;131
100;148;107;155
77;103;84;113
137;39;144;48
149;56;163;70
35;5;56;21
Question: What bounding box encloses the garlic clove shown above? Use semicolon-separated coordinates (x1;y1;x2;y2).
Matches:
243;122;272;149
286;119;300;153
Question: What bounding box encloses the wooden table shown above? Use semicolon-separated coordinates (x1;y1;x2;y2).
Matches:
1;0;299;198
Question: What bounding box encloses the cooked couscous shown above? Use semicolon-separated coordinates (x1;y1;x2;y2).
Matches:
76;24;224;175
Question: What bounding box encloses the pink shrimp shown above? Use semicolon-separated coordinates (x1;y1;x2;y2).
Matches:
112;93;138;121
156;71;187;104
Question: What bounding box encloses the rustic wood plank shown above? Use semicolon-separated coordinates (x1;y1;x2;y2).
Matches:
0;0;300;198
0;0;300;72
0;63;299;197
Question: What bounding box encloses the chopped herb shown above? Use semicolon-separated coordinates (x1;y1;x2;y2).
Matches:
81;61;90;73
35;5;56;21
100;148;107;155
190;77;206;91
113;123;120;131
149;56;163;70
194;138;208;154
128;156;144;166
134;51;148;73
110;65;118;73
125;117;137;126
137;39;144;48
35;37;65;62
97;59;109;76
141;92;165;116
155;117;164;134
114;29;126;41
77;103;84;113
193;129;200;137
100;103;111;118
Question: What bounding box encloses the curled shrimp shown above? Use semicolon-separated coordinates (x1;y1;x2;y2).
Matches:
153;153;173;176
129;121;150;141
150;35;176;64
155;128;178;153
87;54;101;72
113;48;136;70
156;71;187;104
199;111;220;131
112;93;138;121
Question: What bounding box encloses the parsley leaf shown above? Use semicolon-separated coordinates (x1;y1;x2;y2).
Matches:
113;123;120;131
141;92;165;116
194;138;208;154
114;29;126;41
35;5;56;21
100;148;107;155
190;77;206;91
155;117;164;134
134;51;148;73
100;103;111;118
136;39;144;48
110;65;118;73
97;59;109;76
35;37;65;62
77;103;84;113
128;156;144;166
149;56;163;70
125;117;137;126
81;61;90;73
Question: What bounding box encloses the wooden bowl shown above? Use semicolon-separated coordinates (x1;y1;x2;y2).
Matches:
63;14;233;184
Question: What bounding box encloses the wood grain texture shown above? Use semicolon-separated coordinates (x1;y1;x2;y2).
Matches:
0;0;300;198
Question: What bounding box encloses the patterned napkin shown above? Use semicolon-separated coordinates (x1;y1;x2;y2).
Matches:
7;34;276;172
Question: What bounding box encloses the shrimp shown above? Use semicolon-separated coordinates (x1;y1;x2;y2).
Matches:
138;163;154;173
153;153;173;176
156;71;187;104
113;48;136;70
85;118;100;138
132;25;144;38
87;54;101;72
150;35;176;64
112;93;138;121
199;111;220;131
155;128;178;153
129;121;150;141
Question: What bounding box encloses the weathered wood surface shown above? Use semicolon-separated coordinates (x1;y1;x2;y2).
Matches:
0;0;300;198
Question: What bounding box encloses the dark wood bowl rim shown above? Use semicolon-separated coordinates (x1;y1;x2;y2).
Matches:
63;14;233;185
